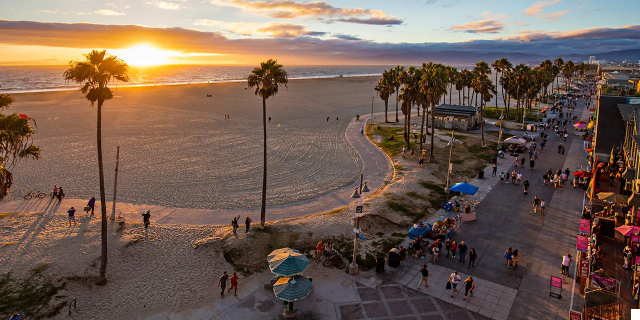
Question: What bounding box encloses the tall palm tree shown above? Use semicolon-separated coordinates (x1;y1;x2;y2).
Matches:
399;66;422;148
446;67;458;105
553;58;564;94
247;59;289;229
392;66;405;123
562;61;575;91
419;63;448;162
0;93;41;201
64;50;129;285
473;61;491;146
375;75;394;123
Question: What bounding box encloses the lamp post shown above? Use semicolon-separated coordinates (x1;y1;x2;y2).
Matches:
497;111;504;149
349;173;369;275
445;130;455;194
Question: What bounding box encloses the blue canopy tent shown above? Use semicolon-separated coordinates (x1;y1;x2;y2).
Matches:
448;182;479;195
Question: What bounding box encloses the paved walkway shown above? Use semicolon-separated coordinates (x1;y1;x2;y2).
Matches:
1;113;393;225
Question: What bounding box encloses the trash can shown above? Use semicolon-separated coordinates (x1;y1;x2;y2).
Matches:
376;257;385;273
478;170;484;179
388;248;401;268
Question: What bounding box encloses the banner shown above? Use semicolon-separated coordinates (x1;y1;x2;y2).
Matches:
576;235;589;252
591;274;617;288
631;234;640;245
550;276;562;288
569;310;582;320
579;219;590;233
578;259;589;278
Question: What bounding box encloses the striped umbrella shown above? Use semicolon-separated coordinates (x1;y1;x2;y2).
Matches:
273;275;313;302
267;248;310;277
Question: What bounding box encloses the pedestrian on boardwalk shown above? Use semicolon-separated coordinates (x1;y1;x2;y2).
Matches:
516;172;522;185
463;276;475;300
541;199;546;215
561;253;572;276
533;196;541;213
468;248;477;268
432;244;440;263
504;247;513;269
316;241;324;260
448;271;461;297
327;116;329;122
418;157;424;168
142;210;151;228
529;158;535;171
459;241;467;262
411;147;415;158
417;264;429;288
492;165;497;176
228;272;239;296
451;241;457;259
87;197;96;215
445;238;452;257
562;146;566;155
520;156;526;167
218;271;229;297
505;171;510;184
523;180;530;195
558;144;562;153
68;207;77;227
500;172;505;184
514;158;519;168
245;216;252;233
543;172;548;185
512;249;520;269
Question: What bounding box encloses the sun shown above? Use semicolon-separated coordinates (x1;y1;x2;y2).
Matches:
111;44;176;66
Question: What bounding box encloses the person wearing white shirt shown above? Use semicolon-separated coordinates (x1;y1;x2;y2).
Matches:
448;271;462;297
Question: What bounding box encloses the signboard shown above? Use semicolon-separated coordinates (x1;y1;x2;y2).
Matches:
569;310;582;320
579;219;590;234
591;274;617;288
549;276;563;299
551;276;563;288
631;235;640;245
355;206;363;213
578;259;589;278
576;235;589;252
635;256;640;266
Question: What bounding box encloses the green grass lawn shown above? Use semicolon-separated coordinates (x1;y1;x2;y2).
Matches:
483;108;541;122
366;125;419;157
485;130;515;139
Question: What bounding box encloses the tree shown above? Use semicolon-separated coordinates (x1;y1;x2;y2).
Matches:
446;66;458;105
562;61;575;91
247;59;289;229
398;66;422;149
419;63;448;162
391;66;405;123
64;50;129;285
0;93;41;200
473;62;491;146
553;58;564;94
492;58;511;113
375;75;394;123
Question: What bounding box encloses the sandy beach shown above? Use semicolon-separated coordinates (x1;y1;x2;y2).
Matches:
8;76;386;210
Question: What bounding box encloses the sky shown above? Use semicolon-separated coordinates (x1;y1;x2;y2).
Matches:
0;0;639;65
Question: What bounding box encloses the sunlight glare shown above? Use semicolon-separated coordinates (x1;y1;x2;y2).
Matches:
112;44;177;66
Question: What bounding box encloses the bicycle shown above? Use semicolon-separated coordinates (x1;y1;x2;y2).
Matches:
24;190;46;200
322;251;346;269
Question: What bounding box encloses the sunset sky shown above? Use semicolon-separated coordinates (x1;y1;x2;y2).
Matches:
0;0;638;65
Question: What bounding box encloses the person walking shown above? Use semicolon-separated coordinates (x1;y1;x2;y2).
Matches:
492;165;497;176
228;271;239;296
504;247;513;269
468;248;477;268
231;215;240;235
523;180;530;195
505;171;510;184
87;197;96;215
218;271;229;297
142;210;151;228
512;249;520;269
459;241;467;262
520;156;526;167
245;216;252;233
316;241;324;261
445;239;452;257
529;158;535;171
411;147;415;158
561;254;572;276
500;172;505;184
417;264;429;288
448;271;461;297
513;158;519;168
540;199;546;215
451;241;457;259
533;196;541;213
432;244;440;263
463;276;475;300
57;187;65;201
68;207;77;227
325;240;333;257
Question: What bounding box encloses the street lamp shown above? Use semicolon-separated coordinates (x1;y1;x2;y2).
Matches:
349;174;367;275
497;111;504;149
445;130;455;194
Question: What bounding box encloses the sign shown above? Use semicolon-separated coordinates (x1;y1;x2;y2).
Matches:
569;310;582;320
631;234;640;245
578;259;589;278
576;235;589;252
551;276;563;288
591;274;617;288
353;228;360;234
355;206;363;214
579;219;590;233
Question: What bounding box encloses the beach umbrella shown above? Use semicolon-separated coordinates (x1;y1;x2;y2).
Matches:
573;171;592;178
503;137;526;145
541;106;548;112
573;123;587;129
267;248;310;277
615;225;640;237
273;275;313;302
449;182;479;195
596;192;628;203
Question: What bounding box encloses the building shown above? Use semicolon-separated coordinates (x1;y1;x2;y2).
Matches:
589;56;596;64
593;96;628;161
427;104;479;131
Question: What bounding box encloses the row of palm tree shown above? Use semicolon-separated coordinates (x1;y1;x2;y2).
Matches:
376;58;592;151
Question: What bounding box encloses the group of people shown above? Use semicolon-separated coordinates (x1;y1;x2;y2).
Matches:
231;215;252;234
503;247;521;270
543;168;571;189
315;240;334;260
498;170;530;195
52;185;65;201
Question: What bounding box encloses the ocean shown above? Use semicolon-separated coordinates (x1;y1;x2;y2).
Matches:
0;65;395;93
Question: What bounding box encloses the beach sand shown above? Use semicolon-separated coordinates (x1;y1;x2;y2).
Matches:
8;76;384;210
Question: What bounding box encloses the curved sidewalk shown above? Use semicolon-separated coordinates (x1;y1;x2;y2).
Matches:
2;113;394;226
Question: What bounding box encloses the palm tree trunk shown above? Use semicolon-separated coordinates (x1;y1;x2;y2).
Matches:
97;98;108;285
449;84;452;104
458;89;461;105
260;97;267;228
420;106;426;152
495;73;499;112
480;98;485;147
407;103;412;148
428;102;435;162
384;99;389;123
395;91;399;123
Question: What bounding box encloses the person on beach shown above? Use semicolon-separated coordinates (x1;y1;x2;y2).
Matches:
459;241;467;262
142;210;151;228
448;271;461;297
327;117;329;122
56;187;65;201
68;207;77;227
228;271;239;296
492;165;497;176
533;196;541;213
512;249;520;269
417;264;429;288
336;117;339;121
468;248;477;268
463;276;475;300
231;215;240;234
500;172;505;184
53;185;58;197
218;271;229;297
316;241;324;260
504;247;513;269
87;197;95;215
245;216;252;233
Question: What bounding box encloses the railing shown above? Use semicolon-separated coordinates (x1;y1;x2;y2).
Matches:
584;302;623;320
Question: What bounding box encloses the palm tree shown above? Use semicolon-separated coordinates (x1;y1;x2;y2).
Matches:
399;66;422;148
419;63;448;162
458;69;473;106
562;61;575;91
553;58;564;94
0;93;41;200
375;75;394;123
446;67;458;105
64;50;129;285
473;62;491;146
392;66;405;123
247;59;289;229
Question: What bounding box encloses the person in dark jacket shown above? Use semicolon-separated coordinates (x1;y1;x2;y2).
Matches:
468;248;477;268
142;210;151;228
87;197;96;215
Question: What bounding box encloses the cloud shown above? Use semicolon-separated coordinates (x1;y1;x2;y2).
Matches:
449;20;504;33
524;0;560;16
333;34;361;41
210;0;402;25
94;9;125;16
480;11;510;20
39;9;59;14
194;19;325;38
1;20;640;64
147;0;182;9
538;10;570;21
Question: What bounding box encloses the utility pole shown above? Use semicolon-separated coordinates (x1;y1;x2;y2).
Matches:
349;173;367;275
111;146;120;221
445;130;455;194
498;111;504;148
